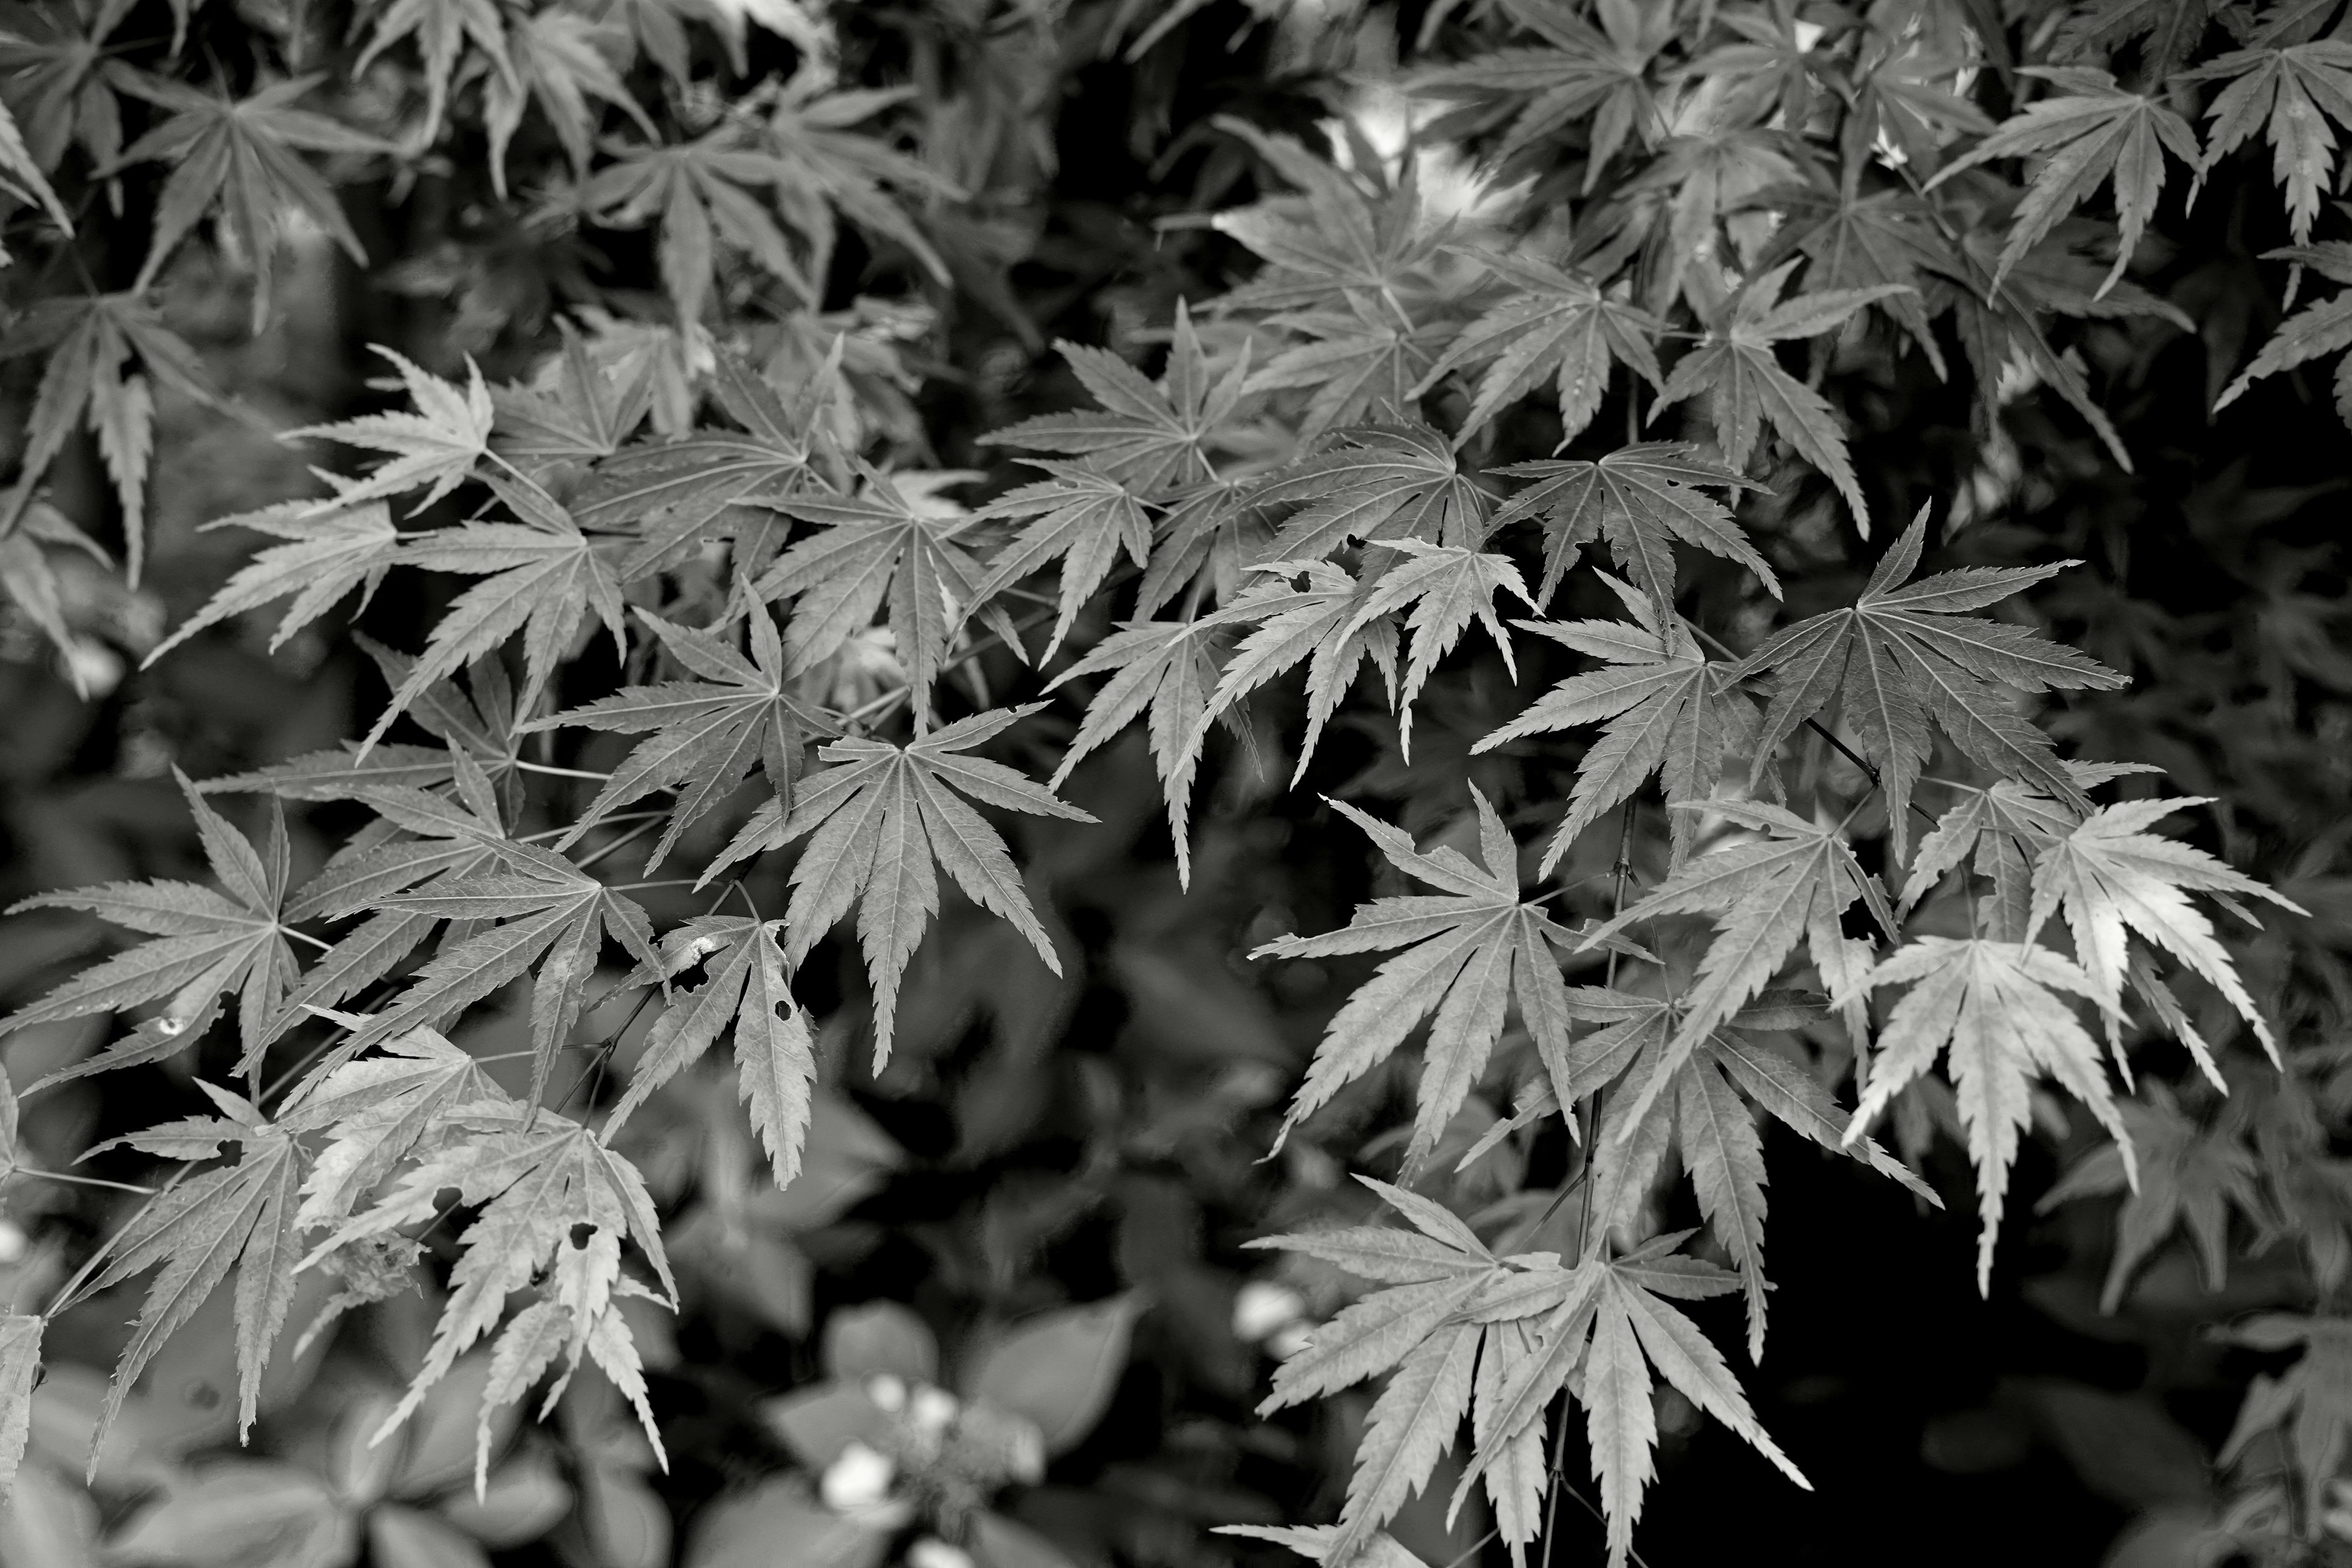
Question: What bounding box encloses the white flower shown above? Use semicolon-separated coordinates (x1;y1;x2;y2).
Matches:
819;1441;896;1512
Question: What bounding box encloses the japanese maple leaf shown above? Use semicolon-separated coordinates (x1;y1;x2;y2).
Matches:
0;289;214;581
104;73;385;326
1251;791;1580;1168
0;772;296;1076
2027;796;2305;1060
606;916;814;1189
489;319;655;475
1568;989;1937;1359
1251;423;1494;562
145;497;399;665
1460;1237;1807;1568
2052;0;2217;77
1581;800;1895;1133
368;472;629;750
209;646;528;805
1736;510;2125;859
349;839;663;1105
1488;443;1769;604
1651;261;1910;527
1902;774;2084;939
1476;582;1758;870
0;2;137;174
574;351;829;578
524;600;835;869
304;1107;674;1474
1043;617;1231;887
981;302;1250;494
1411;0;1672;189
1186;560;1397;783
277;1020;513;1235
81;1084;307;1451
2217;1314;2352;1513
2214;241;2352;420
1248;294;1457;442
763;81;957;287
1929;66;2198;293
1852;33;1994;177
1764;184;1964;377
484;8;653;194
2182;41;2352;247
715;706;1093;1066
353;0;512;150
1845;936;2133;1292
1210;120;1455;317
1413;251;1665;445
755;467;1017;718
1341;538;1530;758
967;461;1153;659
289;345;494;511
2041;1095;2262;1312
584;124;819;323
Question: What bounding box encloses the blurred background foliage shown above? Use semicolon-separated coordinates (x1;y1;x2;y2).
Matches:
0;0;2349;1565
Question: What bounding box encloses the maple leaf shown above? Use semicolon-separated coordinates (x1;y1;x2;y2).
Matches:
1251;791;1580;1168
1341;538;1529;758
489;319;656;475
288;345;494;511
584;123;820;323
1581;800;1895;1134
0;771;296;1076
1460;1238;1807;1568
352;0;511;150
573;349;832;578
0;2;136;175
2214;241;2352;420
82;1084;306;1450
1042;617;1230;887
1411;0;1672;190
1248;295;1457;442
104;73;384;326
145;497;399;665
0;1313;37;1498
755;467;1017;718
2041;1095;2262;1312
1762;184;1964;377
1567;988;1939;1359
1251;423;1494;563
524;600;834;869
2027;796;2305;1060
1183;559;1398;784
763;82;957;288
2051;0;2216;77
1902;773;2086;940
1735;510;2124;859
1487;443;1770;604
981;303;1249;493
1652;261;1910;527
277;1020;512;1236
966;461;1153;659
1845;936;2132;1292
2218;1314;2352;1514
367;472;629;750
1415;251;1665;445
208;647;527;805
710;706;1093;1066
303;1107;674;1477
0;289;214;582
608;916;814;1189
1929;67;2198;293
2182;40;2352;247
1475;581;1760;869
484;9;653;195
1209;119;1454;317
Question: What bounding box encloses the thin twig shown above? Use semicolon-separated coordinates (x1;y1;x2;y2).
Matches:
13;1168;157;1197
513;759;613;782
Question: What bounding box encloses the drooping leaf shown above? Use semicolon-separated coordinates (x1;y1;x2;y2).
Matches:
352;0;512;149
2041;1095;2262;1312
145;497;399;665
1251;790;1580;1167
1415;250;1664;445
2181;41;2352;247
287;345;495;512
1185;560;1398;782
966;461;1154;660
1844;936;2134;1293
1248;423;1492;564
1341;538;1531;758
2217;1315;2352;1514
1043;617;1230;887
1487;442;1768;605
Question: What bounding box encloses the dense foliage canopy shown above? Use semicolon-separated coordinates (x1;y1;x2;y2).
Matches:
0;0;2345;1564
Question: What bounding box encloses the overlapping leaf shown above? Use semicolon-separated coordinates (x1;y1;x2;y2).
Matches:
2041;1095;2261;1311
1044;617;1231;886
1415;251;1664;445
288;346;494;511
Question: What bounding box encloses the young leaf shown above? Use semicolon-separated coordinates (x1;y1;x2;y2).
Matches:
965;461;1154;660
1249;423;1492;563
718;706;1093;1066
1251;790;1580;1168
1187;560;1397;783
2181;42;2352;247
1;772;297;1075
1844;937;2133;1293
1043;618;1231;887
1488;443;1769;605
145;498;399;665
1736;509;2125;859
1341;538;1531;758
